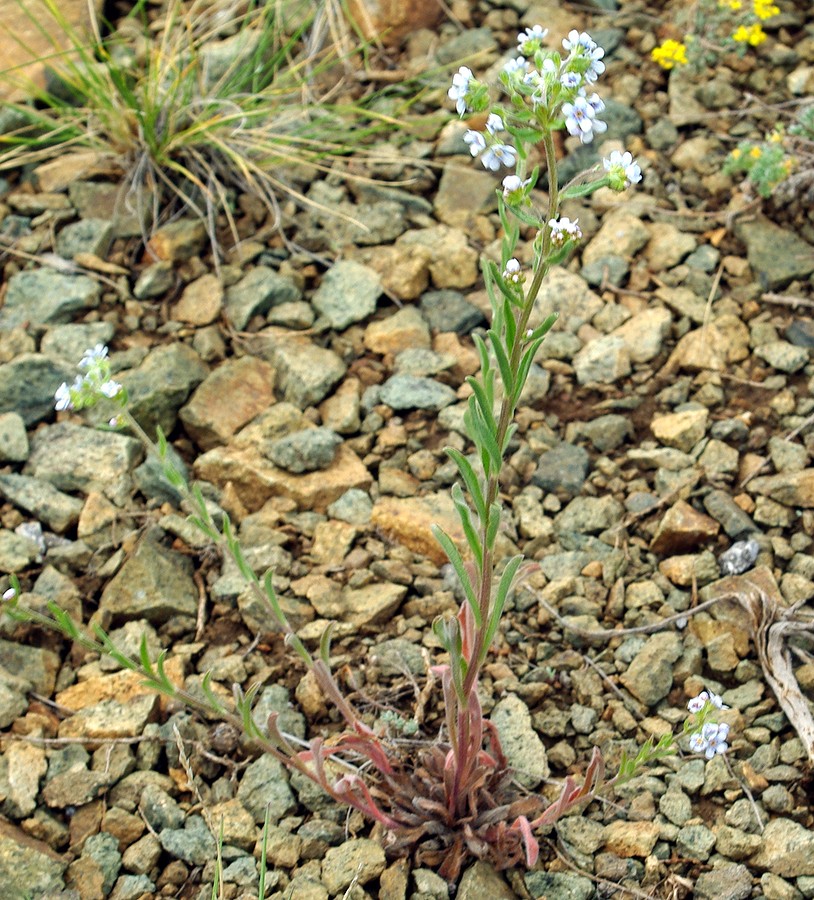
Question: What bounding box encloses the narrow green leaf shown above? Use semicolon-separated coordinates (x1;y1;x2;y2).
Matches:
559;178;607;201
284;632;313;666
432;525;481;628
480;555;523;659
446;448;487;522
526;313;558;343
485;501;502;550
503;297;517;348
467;377;495;429
450;483;484;570
488;330;514;397
319;621;335;666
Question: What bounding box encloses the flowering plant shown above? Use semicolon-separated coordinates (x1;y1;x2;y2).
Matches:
1;23;731;886
651;0;780;70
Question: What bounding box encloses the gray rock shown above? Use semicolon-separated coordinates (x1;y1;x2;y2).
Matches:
393;348;456;377
0;675;27;729
0;834;67;896
133;261;175;299
327;488;372;525
0;353;74;426
132;442;188;505
573;335;631;385
83;832;121;895
109;874;156;900
458;861;516;900
420;290;486;334
312;260;382;330
555;496;624;535
532;443;589;496
379;375;456;411
435;26;496;64
754;340;809;373
735;217;814;290
750;818;814;877
224;266;302;330
0;269;100;329
620;632;683;706
40;322;116;365
0;740;47;817
715;825;763;860
0;412;29;462
237;753;297;824
140;783;185;831
703;490;757;539
0;473;83;533
580;254;630;287
371;638;425;677
112;342;208;438
659;787;692;825
253;684;306;741
265;428;342;474
99;534;197;624
259;335;346;409
524;871;594;900
56;218;113;259
719;539;761;576
26;422;143;507
0;529;41;572
159;815;216;866
647;118;680;150
321;838;386;894
573;414;633;451
677;823;716;861
694;863;753;900
490;694;549;789
603;97;644;142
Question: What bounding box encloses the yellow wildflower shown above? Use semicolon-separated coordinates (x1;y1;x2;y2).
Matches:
733;23;767;45
753;0;780;19
719;0;742;8
768;130;782;143
749;146;762;158
651;39;689;69
731;148;742;159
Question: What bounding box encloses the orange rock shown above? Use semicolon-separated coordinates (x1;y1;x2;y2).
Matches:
650;500;720;555
371;492;465;566
345;0;442;46
603;820;660;858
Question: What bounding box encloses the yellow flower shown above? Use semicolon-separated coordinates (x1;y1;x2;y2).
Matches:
733;23;767;45
753;0;780;19
749;146;762;158
731;148;742;159
651;39;689;69
719;0;742;8
768;130;782;143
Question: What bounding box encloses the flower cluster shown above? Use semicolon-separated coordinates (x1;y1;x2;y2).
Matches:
686;691;731;759
464;114;517;171
651;39;688;69
54;344;123;412
548;216;582;245
732;22;766;45
603;150;643;190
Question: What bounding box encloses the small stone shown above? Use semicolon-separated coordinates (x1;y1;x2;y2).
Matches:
327;488;372;525
571;414;633;452
645;222;697;270
554;496;624;535
0;473;84;533
0;529;41;573
694;863;753;900
419;289;485;335
58;696;158;746
133;261;175;299
254;331;346;409
658;787;692;826
0;354;74;426
650;500;720;555
146;218;206;262
371;492;462;566
760;873;802;900
677;823;716;861
611;307;672;363
320;838;386;894
0;412;29;462
524;871;593;900
659;550;720;586
719;539;761;576
750;818;814;877
458;862;517;900
159;815;216;866
56;218;113;260
312;260;382;330
172;273;223;325
572;335;631;385
0;739;47;817
265;428;342;474
755;340;809;374
40;322;116;366
379;375;456;411
620;632;683;706
0;269;100;329
582;211;650;267
703;489;757;539
715;825;763;860
237;754;296;824
666;316;750;371
603;820;660;857
364;306;430;355
490;694;549;789
750;469;814;508
735;217;814;290
0;833;67;896
109;874;157;900
532;443;589;496
651;407;709;453
224;266;302;330
209;799;256;851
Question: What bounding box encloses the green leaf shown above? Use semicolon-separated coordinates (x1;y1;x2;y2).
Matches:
484;501;502;550
446;448;487;522
284;631;313;666
466;399;502;474
451;483;484;570
506;204;543;228
480;554;523;660
559;178;608;200
319;621;335;666
471;334;492;388
503;297;517;348
526;313;558;343
488;330;514;398
432;525;481;628
467;376;495;429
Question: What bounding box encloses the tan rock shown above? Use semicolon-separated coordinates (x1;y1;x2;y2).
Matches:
371;492;465;566
645;222;697;270
172;273;223;325
611;307;672;364
650;500;720;555
180;356;275;450
665;315;750;372
77;491;118;539
582;211;649;266
209;799;256;852
58;695;159;746
603;820;660;857
364;306;430;355
310;520;358;566
319;377;361;434
345;0;442;46
658;550;720;587
689;617;750;659
397;226;478;289
56;659;185;712
651;408;709;453
748;469;814;508
34;151;122;193
0;0;104;102
356;244;431;300
433;332;479;379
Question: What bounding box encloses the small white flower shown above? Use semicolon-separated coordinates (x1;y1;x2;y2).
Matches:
54;382;74;412
706;722;730;757
100;380;122;399
562;95;602;143
548;216;582;245
502;174;531;198
486;113;505;135
79;344;108;369
448;66;474;116
687;692;709;714
518;24;548;52
563;30;597;53
503;258;523;283
561;71;581;89
481;143;517;171
584;46;606;82
688;731;708;754
2;587;16;602
503;56;528;76
463;129;487;157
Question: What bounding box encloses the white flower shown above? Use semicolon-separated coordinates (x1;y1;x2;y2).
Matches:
688;690;729;713
2;587;16;602
548;216;582;245
54;382;74;412
706;722;730;758
463;130;487;157
79;344;109;369
584;45;606;83
603;149;642;189
485;113;505;135
481;143;517;171
502;174;531;198
563;30;597;53
562;95;606;144
448;66;474;116
503;258;523;283
100;380;122;399
503;56;528;76
561;71;581;89
518;24;549;52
